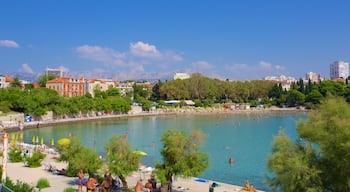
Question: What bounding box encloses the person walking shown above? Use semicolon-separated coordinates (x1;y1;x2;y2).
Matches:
78;169;84;192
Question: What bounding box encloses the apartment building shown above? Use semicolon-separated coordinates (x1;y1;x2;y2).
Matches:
46;77;85;97
330;61;349;79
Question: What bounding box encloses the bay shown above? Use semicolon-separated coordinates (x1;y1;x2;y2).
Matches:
16;112;307;191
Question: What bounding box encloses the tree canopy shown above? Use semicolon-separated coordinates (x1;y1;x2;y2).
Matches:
268;96;350;191
156;129;209;190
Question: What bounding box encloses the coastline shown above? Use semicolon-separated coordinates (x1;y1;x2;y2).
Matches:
6;153;263;192
3;107;308;132
0;107;305;191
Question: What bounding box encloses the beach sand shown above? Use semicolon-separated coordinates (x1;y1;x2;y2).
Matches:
5;153;257;192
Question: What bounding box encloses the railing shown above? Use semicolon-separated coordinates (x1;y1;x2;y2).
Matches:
0;184;13;192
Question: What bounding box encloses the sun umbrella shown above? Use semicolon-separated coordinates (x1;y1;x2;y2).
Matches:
36;136;39;144
58;138;71;145
41;137;44;145
133;150;147;156
32;136;35;143
20;133;24;140
51;138;55;146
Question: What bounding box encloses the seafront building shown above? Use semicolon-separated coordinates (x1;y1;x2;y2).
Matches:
330;61;349;80
46;77;85;97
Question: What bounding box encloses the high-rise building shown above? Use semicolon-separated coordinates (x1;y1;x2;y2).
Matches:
330;61;349;79
45;68;63;78
305;72;322;83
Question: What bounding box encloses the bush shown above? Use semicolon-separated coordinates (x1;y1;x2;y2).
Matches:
8;147;23;162
25;148;46;168
63;187;76;192
36;177;50;189
5;177;35;192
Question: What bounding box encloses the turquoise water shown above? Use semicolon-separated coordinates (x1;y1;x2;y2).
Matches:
17;112;307;191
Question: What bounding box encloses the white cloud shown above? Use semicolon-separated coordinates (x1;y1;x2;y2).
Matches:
20;63;35;74
130;41;161;58
192;60;214;71
74;42;182;73
259;61;272;69
75;45;125;65
224;61;286;80
0;40;20;48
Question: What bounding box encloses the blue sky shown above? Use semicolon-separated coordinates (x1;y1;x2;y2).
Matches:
1;0;350;80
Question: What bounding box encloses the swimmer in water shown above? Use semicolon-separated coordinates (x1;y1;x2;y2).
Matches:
229;157;234;165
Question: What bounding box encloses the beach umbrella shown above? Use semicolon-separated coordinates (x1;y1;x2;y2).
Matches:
133;150;147;156
36;136;39;144
58;138;71;145
51;138;55;146
32;136;35;143
20;133;24;140
41;137;44;145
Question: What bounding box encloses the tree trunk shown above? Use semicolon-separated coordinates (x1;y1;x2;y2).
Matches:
119;175;128;190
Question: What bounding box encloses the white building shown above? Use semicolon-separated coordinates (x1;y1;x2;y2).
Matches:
330;61;349;79
0;75;5;88
174;73;190;80
305;72;321;83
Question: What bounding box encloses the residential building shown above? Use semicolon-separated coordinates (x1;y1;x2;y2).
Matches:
115;82;133;96
0;75;14;88
46;77;85;97
45;68;63;78
85;79;109;97
0;75;5;88
330;61;349;79
174;73;190;80
263;75;296;91
304;72;322;83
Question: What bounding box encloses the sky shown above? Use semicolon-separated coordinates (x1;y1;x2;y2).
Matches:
1;0;350;81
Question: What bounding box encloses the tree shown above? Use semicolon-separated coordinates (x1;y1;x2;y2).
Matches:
37;74;56;87
156;129;209;191
56;137;102;177
268;96;350;191
286;89;305;107
105;134;140;189
10;77;22;88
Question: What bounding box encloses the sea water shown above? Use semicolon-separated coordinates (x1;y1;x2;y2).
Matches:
18;112;307;191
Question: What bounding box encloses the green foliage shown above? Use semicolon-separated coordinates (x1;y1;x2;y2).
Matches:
267;131;322;191
105;134;140;189
63;187;76;192
268;96;350;191
156;129;209;185
25;148;46;168
66;147;103;177
37;74;56;87
36;178;50;189
4;177;35;192
8;147;24;162
56;136;102;177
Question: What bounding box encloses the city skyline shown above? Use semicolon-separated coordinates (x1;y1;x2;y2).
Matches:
1;1;350;81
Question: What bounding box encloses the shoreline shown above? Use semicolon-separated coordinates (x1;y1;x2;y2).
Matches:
0;108;303;191
4;107;308;132
5;152;263;192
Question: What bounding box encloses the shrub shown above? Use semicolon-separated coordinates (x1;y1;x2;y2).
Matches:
63;187;76;192
36;177;50;189
8;147;23;162
25;147;46;168
5;177;35;192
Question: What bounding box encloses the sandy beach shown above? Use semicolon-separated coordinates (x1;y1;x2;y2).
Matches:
5;153;257;192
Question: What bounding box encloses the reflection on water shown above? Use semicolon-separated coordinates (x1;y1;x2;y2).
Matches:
16;112;307;191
